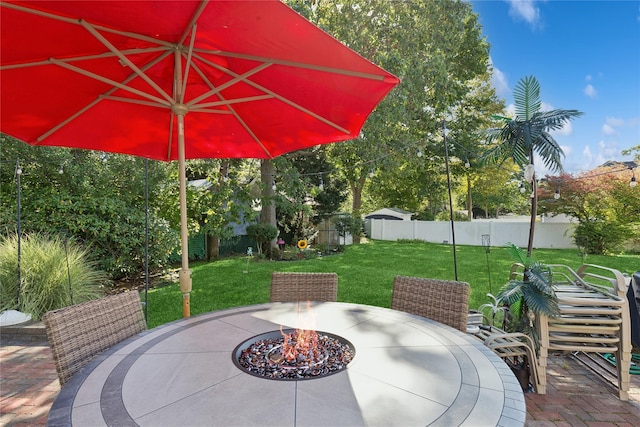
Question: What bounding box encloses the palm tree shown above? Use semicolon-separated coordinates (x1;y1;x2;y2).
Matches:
484;76;583;256
497;244;559;349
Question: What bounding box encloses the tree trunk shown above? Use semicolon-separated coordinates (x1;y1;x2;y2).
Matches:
207;161;229;261
207;235;220;261
260;159;278;253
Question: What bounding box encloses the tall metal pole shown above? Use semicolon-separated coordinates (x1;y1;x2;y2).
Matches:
145;158;149;323
63;235;73;305
482;234;492;294
15;159;22;310
443;121;458;281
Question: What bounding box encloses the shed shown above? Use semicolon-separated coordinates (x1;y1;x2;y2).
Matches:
364;208;414;221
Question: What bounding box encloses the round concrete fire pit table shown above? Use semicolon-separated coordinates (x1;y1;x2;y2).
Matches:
47;302;526;426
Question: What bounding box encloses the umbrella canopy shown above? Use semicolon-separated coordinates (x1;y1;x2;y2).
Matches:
0;0;399;316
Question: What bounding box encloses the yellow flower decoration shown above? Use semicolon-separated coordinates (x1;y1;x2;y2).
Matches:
297;239;308;250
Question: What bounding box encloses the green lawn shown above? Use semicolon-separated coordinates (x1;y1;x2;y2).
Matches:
145;239;639;328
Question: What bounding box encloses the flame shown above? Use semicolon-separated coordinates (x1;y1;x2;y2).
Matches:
279;301;319;363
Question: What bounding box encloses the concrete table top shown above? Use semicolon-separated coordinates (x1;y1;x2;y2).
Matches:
47;302;526;426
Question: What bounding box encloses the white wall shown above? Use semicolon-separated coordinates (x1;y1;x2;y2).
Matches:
366;219;575;249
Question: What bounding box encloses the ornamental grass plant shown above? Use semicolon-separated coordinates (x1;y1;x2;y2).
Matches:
0;233;106;320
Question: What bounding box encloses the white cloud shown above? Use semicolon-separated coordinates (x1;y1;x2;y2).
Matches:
598;139;621;160
601;117;624;135
582;145;594;166
585;74;592;82
574;141;622;171
584;84;597;98
606;117;624;127
532;152;554;177
552;121;573;137
489;58;510;97
602;124;616;136
506;0;542;28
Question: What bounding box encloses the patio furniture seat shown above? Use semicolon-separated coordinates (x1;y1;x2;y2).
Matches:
474;326;543;393
270;272;338;302
391;276;470;332
511;263;631;400
43;291;146;386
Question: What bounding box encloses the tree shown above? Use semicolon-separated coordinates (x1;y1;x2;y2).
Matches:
260;159;278;253
446;73;505;218
271;149;347;246
539;167;639;254
246;223;278;255
182;159;257;260
483;76;583;256
290;0;493;219
1;136;179;278
333;214;363;246
469;162;526;218
621;145;640;162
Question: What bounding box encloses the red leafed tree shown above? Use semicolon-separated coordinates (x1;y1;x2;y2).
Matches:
539;167;639;254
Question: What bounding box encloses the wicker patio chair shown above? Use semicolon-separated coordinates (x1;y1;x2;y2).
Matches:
43;291;146;386
270;272;338;302
391;276;470;332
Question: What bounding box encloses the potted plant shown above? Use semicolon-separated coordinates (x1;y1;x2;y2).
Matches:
494;244;560;390
477;293;509;330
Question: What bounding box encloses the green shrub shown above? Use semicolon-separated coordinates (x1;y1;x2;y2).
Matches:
246;223;278;255
435;210;469;221
573;221;629;255
334;214;363;244
0;233;106;320
396;239;427;244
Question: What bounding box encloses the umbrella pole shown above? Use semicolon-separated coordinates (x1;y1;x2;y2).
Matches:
177;111;192;317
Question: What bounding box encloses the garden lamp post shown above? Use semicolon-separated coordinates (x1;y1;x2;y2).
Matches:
16;159;21;310
443;121;458;281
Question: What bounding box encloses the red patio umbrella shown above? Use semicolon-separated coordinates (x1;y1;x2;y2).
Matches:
0;0;399;317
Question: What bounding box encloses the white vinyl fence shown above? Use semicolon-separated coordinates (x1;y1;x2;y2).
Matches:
365;219;576;249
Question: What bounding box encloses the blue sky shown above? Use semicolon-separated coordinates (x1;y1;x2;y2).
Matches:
470;0;640;175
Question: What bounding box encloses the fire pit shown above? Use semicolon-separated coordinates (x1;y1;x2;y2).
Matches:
233;329;355;380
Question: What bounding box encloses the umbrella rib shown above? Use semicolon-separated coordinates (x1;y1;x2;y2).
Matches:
193;53;351;135
186;62;272;108
0;2;176;49
195;49;391;82
99;95;174;109
195;94;273;109
0;47;168;71
188;108;234;114
49;58;172;107
178;0;208;46
180;24;198;104
79;19;174;105
37;52;172;142
184;59;272;156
